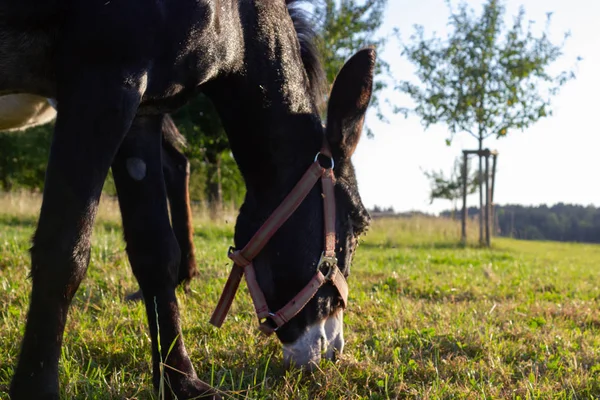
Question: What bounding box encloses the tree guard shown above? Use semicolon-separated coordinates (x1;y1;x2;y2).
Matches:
461;149;498;247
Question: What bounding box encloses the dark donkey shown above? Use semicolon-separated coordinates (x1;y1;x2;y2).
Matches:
2;0;373;399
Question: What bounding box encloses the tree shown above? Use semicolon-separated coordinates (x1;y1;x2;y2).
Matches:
172;94;231;210
0;124;52;191
312;0;389;132
397;0;577;244
423;157;478;218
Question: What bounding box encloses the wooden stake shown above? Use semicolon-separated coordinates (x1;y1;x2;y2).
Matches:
485;152;491;247
461;151;468;243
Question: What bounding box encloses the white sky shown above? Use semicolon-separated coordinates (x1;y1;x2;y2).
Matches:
352;0;600;213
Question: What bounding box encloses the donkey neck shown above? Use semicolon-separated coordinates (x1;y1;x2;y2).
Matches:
207;76;323;197
205;0;323;197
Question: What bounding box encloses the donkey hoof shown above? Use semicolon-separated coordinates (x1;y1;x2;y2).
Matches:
125;289;144;302
11;394;59;400
9;384;59;400
170;378;221;400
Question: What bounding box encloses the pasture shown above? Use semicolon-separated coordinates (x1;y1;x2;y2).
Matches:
1;193;600;399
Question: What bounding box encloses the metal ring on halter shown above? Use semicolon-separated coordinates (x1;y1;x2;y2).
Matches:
261;313;280;331
314;152;334;170
318;252;338;280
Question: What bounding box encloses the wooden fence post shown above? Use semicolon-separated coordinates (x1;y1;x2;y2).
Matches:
461;151;468;243
485;150;491;247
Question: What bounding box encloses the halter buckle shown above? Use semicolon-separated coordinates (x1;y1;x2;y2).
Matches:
318;252;338;280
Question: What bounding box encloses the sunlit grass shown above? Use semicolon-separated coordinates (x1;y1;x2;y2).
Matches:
1;193;600;398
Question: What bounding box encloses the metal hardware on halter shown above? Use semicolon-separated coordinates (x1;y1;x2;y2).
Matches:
318;252;338;280
314;152;334;170
259;313;279;332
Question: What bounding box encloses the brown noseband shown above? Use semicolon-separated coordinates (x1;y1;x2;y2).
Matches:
209;147;349;335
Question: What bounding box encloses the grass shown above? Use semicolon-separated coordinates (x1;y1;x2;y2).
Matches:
1;192;600;399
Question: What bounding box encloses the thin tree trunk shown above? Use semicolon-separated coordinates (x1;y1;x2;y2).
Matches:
1;176;11;191
206;152;223;216
216;155;222;206
485;153;490;247
461;151;468;243
491;153;498;235
478;138;484;245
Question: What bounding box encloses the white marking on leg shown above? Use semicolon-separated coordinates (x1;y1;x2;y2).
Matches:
126;158;147;181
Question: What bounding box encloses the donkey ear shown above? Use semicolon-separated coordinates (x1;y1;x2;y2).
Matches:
326;48;376;160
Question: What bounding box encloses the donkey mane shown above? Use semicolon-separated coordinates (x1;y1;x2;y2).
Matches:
286;0;371;236
285;0;326;113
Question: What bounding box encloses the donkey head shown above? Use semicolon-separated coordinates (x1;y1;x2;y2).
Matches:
221;49;375;368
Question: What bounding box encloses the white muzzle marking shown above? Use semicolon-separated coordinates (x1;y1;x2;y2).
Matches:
282;309;344;369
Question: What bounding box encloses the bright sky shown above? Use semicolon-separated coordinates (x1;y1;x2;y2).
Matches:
353;0;600;214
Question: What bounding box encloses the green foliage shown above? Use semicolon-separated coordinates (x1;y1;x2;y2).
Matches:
313;0;389;129
445;203;600;243
498;204;600;243
172;94;244;205
219;151;246;206
172;95;229;162
187;157;208;202
0;124;52;191
423;156;479;207
397;0;578;145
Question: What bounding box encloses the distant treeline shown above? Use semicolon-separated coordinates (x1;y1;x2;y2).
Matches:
441;204;600;244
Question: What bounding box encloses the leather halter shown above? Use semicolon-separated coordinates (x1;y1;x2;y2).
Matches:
209;147;349;335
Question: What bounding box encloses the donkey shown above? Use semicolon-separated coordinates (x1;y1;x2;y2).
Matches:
0;94;198;298
2;0;374;399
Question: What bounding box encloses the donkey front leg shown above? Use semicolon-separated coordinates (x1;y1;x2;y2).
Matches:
112;114;219;400
9;70;143;400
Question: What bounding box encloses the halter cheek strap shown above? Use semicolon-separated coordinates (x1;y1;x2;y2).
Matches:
209;148;349;335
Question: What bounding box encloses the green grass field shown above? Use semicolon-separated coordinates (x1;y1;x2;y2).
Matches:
1;193;600;399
